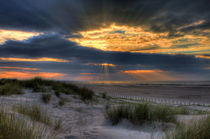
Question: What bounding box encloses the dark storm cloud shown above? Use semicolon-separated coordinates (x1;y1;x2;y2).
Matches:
1;0;210;80
0;34;209;75
1;0;210;34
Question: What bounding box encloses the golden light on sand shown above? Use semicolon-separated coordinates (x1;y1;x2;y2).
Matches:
0;71;66;79
0;57;70;62
69;24;210;54
0;29;42;44
0;66;39;71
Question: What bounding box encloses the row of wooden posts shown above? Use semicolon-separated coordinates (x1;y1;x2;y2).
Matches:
111;94;210;107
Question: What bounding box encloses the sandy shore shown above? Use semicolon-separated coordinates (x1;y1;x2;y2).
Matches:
83;82;210;104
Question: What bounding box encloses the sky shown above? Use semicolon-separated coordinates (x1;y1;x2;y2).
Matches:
0;0;210;82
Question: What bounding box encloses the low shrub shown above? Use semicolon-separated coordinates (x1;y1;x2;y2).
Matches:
0;77;96;102
0;79;21;86
22;77;48;92
42;94;51;104
59;98;65;106
32;85;46;93
52;82;76;95
78;88;94;101
102;92;107;99
0;83;23;96
55;90;61;98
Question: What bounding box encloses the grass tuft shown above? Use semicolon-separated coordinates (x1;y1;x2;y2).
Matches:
0;108;46;139
106;104;189;125
170;116;210;139
13;104;51;125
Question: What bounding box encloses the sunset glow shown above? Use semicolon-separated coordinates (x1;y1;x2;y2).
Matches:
0;66;39;71
123;69;177;81
88;63;117;67
0;0;210;81
123;70;163;74
0;29;42;45
0;57;70;62
0;71;66;79
69;24;210;54
195;55;210;59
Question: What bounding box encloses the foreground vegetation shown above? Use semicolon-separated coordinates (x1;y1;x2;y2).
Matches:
42;94;51;104
0;78;95;101
13;104;51;125
106;103;189;125
0;83;23;96
107;103;210;139
0;108;46;139
170;116;210;139
1;78;209;139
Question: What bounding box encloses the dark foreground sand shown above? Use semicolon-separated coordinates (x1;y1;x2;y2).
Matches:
83;81;210;104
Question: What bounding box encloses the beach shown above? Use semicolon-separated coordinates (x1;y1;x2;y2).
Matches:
85;81;210;104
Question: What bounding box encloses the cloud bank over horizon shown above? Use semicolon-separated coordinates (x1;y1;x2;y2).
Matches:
0;0;210;81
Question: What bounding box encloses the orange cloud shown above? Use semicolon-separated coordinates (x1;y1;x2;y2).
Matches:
177;20;205;30
195;55;210;59
0;66;39;71
69;24;170;51
0;57;70;62
69;23;210;54
0;71;66;79
123;69;177;81
0;29;42;44
86;63;116;67
124;69;163;74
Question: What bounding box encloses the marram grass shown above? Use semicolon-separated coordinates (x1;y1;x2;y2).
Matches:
13;104;51;125
169;116;210;139
0;108;47;139
106;103;190;125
